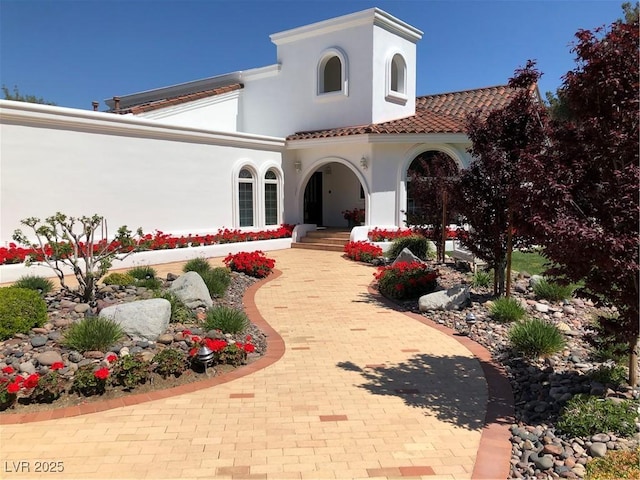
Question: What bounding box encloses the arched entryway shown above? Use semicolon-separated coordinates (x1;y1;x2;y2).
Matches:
302;161;366;227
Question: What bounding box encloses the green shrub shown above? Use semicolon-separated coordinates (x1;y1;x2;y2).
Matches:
0;287;48;340
508;318;566;358
585;448;640;480
183;257;211;275
490;296;527;323
31;371;66;404
71;365;109;396
102;272;135;286
586;312;629;364
154;291;195;323
201;267;231;298
589;364;628;388
127;265;157;280
533;278;575;301
471;269;492;288
153;348;188;378
375;262;439;300
557;394;639;438
135;277;163;290
62;317;125;352
110;354;150;390
12;275;54;295
386;235;431;260
204;306;248;334
218;343;247;367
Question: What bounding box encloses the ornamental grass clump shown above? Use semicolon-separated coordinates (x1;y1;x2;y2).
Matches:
204;306;249;334
386;234;431;260
533;278;576;302
62;317;125;352
224;250;275;278
343;241;383;263
0;287;48;340
557;394;639;438
490;296;526;323
374;261;439;300
127;265;157;280
154;291;195;323
182;257;211;275
201;267;231;297
508;318;566;358
471;269;492;288
102;272;136;286
11;275;54;295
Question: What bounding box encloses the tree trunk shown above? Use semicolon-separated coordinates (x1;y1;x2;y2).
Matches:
440;190;448;263
629;335;639;388
506;209;513;297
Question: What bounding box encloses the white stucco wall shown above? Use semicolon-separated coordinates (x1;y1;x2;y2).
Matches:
0;101;285;246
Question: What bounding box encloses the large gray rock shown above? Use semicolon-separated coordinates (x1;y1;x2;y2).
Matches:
169;271;213;308
392;248;422;266
419;284;470;312
99;298;171;341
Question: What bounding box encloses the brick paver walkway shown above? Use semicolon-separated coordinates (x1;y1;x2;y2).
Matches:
0;249;512;479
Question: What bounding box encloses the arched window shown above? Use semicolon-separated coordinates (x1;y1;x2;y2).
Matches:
386;53;407;104
238;168;255;227
317;48;348;97
264;170;279;226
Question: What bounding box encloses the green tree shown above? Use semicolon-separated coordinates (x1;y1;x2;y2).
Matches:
2;85;56;105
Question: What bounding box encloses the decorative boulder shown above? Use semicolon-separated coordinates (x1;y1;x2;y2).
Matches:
419;285;470;312
392;248;422;266
99;298;171;341
529;275;544;289
169;271;213;308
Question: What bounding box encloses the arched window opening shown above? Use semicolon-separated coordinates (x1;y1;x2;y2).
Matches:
390;54;406;94
264;170;279;226
322;56;342;93
238;168;255;227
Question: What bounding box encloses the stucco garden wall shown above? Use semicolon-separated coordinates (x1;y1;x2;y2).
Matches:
0;100;285;247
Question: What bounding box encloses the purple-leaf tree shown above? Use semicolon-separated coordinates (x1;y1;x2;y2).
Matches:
527;14;639;385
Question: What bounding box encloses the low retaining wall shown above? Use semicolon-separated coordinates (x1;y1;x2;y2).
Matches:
0;238;292;284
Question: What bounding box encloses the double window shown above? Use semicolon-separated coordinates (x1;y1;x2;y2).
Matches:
237;167;281;227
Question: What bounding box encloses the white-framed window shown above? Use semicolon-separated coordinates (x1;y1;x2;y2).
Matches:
386;53;407;104
238;168;255;227
317;48;348;98
264;169;279;226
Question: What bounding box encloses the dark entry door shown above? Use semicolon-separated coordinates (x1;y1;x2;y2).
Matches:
304;172;323;225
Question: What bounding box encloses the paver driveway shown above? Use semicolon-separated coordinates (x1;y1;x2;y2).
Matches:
0;249;511;479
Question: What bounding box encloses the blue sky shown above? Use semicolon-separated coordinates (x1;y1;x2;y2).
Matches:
0;0;625;110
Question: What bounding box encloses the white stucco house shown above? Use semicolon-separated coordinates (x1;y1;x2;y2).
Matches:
1;7;518;255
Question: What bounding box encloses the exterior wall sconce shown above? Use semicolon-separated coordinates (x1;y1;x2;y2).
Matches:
294;161;302;172
360;156;368;169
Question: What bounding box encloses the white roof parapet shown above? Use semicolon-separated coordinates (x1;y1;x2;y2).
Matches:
270;7;423;46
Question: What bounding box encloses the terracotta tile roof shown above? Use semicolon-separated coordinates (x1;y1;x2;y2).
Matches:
287;85;520;140
111;83;243;115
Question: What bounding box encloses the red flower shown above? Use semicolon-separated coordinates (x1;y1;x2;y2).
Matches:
204;338;227;352
7;382;20;394
2;366;14;374
50;362;64;371
106;354;117;363
94;368;110;380
15;376;24;384
243;343;255;353
188;347;198;357
23;373;40;389
182;329;192;336
191;336;201;343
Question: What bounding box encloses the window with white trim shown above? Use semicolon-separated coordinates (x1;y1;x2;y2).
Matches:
386;53;407;104
238;168;255;227
317;48;348;97
264;170;279;226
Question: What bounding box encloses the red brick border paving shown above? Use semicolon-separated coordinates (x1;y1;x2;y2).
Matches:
367;284;514;480
0;270;286;425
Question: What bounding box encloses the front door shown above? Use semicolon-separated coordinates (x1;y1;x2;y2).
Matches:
303;172;323;225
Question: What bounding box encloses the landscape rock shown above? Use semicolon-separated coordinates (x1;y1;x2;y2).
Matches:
418;285;470;311
35;351;63;366
588;442;607;458
169;272;213;308
30;335;48;348
100;299;171;341
392;248;422;266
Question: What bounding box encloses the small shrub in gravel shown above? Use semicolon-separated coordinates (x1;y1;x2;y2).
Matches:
490;296;526;323
153;349;188;378
533;278;575;301
0;287;48;340
134;277;163;290
110;354;150;390
585;448;640;480
127;265;157;280
31;370;65;404
154;291;195;323
470;269;492;288
12;275;54;295
201;267;231;297
71;365;110;397
204;306;249;334
62;317;125;352
557;394;639;438
508;318;566;358
182;257;211;275
102;272;135;286
386;234;431;260
586;312;629;364
589;364;628;388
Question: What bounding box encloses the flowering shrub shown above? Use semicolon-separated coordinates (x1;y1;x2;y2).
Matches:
374;261;439;300
72;365;110;397
185;332;256;367
224;251;275;278
0;224;295;266
342;208;365;224
343;241;383;263
368;227;461;242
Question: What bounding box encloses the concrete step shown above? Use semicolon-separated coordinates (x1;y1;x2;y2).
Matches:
299;237;348;246
291;242;345;252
